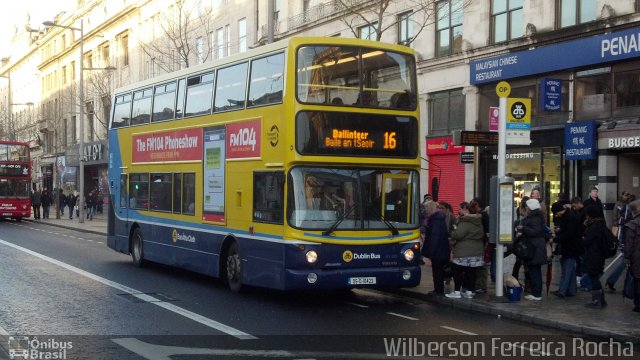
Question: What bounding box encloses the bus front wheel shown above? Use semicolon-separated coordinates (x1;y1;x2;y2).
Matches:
224;242;243;292
131;228;145;267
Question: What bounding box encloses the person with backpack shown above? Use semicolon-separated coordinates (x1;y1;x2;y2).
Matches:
582;205;608;308
623;199;640;313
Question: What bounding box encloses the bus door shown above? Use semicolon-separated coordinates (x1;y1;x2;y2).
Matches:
114;174;130;240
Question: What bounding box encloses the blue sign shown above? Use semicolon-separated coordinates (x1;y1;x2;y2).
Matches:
541;78;562;112
565;121;597;160
471;27;640;85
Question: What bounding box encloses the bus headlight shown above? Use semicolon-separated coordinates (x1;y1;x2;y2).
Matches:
306;250;318;264
402;249;415;262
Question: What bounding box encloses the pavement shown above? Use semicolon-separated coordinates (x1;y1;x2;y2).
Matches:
21;212;640;345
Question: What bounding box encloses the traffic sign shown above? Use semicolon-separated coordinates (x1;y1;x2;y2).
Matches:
496;81;511;98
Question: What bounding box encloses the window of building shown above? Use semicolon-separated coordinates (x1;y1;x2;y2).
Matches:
274;0;281;23
436;0;463;57
216;28;224;59
238;18;247;53
62;66;67;85
214;62;248;112
398;12;414;46
86;101;95;141
185;72;214;117
248;52;284;107
130;88;152;126
152;81;177;122
71;115;77;142
119;33;129;67
614;68;640;116
101;43;110;66
491;0;523;43
253;171;284;223
358;22;377;40
560;0;596;28
196;36;204;64
226;24;231;57
150;173;172;212
129;173;149;210
102;96;111;129
575;67;612;120
63;118;68;147
428;89;465;136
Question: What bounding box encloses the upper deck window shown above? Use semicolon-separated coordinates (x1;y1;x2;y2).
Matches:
296;46;416;110
131;88;153;126
111;93;132;128
185;72;214;117
248;53;284;107
214;62;248;112
152;81;177;122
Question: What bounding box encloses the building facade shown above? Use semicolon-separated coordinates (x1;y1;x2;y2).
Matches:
1;0;640;224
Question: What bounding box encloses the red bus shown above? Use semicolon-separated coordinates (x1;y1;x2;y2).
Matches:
0;141;31;221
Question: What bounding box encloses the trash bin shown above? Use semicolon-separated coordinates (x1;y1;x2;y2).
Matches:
506;286;522;302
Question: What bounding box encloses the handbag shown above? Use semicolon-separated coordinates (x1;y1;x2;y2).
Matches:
512;234;534;261
623;268;635;300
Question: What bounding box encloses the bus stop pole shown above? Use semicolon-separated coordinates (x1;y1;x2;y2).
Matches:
495;95;507;297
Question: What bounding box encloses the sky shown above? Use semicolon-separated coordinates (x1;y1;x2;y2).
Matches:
0;1;75;55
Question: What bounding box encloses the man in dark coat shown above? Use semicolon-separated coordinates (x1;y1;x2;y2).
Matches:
583;205;608;308
583;187;605;220
519;198;547;301
623;199;640;312
552;202;583;297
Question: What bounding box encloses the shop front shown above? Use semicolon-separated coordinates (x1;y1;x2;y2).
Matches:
426;137;466;213
470;24;640;223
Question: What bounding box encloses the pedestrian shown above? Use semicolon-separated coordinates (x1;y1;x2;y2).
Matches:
571;196;589;290
41;187;51;219
551;201;582;298
512;196;530;289
517;198;547;301
605;192;634;292
421;200;450;296
583;186;605;219
446;200;485;299
623;199;640;312
59;189;67;217
86;190;96;220
31;188;42;220
66;191;76;219
529;186;548;224
582;205;608;308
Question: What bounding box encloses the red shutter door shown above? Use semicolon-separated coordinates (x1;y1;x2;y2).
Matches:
429;154;465;215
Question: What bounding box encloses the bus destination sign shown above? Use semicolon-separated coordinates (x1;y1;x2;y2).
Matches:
296;111;418;158
0;163;29;176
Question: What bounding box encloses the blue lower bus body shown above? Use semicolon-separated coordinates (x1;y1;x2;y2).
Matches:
107;212;421;291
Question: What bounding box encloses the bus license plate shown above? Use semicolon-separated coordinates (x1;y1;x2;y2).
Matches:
348;277;376;285
2;213;11;216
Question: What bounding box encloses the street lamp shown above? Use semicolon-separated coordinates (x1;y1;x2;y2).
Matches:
43;19;86;223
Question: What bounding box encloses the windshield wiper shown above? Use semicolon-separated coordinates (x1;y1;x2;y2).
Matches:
367;203;399;236
322;204;355;236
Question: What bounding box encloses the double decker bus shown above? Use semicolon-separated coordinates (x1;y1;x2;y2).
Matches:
0;141;31;221
107;37;421;291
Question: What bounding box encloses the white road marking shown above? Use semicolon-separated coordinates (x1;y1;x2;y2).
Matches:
113;338;392;360
440;326;477;335
386;312;419;321
0;238;255;340
343;301;368;308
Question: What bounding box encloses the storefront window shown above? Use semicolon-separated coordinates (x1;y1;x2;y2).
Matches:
575;68;612;120
614;68;640;118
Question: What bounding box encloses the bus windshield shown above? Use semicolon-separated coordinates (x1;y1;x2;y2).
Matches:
287;167;419;231
296;45;416;109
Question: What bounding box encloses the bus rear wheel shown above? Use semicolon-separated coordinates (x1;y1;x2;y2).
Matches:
224;242;243;292
131;228;145;267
